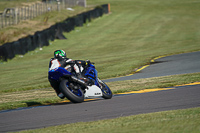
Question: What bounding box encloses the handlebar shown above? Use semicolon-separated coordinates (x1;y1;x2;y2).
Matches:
86;60;95;65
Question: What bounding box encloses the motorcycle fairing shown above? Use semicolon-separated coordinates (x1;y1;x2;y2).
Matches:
48;67;72;81
84;85;103;98
84;64;100;87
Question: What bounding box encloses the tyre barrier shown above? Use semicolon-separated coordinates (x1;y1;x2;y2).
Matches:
0;4;109;61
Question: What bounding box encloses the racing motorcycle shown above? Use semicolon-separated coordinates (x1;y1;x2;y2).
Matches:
48;61;112;103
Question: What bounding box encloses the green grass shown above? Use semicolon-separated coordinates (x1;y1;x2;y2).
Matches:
15;107;200;133
1;0;200;93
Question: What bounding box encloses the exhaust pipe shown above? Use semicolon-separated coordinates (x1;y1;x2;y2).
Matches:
71;76;87;87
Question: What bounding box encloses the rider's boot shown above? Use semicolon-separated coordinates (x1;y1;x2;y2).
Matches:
57;92;65;99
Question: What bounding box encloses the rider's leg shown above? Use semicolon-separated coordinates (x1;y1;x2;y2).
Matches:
49;79;65;99
73;64;89;83
74;64;84;77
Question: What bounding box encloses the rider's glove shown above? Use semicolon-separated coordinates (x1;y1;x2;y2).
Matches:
85;60;90;66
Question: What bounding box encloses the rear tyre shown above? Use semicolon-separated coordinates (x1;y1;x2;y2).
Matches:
59;80;84;103
98;79;112;99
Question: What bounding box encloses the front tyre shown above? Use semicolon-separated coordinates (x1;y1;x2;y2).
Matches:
59;80;84;103
98;79;112;99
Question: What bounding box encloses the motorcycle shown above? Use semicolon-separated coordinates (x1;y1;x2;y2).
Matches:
48;61;112;103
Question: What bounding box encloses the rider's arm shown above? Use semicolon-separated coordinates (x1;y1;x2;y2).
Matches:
65;59;87;66
49;59;61;71
65;59;75;65
75;60;86;65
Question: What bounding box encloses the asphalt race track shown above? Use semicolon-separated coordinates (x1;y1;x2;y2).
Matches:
0;51;200;132
104;51;200;82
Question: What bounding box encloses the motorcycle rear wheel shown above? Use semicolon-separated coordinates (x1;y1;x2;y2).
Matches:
59;80;84;103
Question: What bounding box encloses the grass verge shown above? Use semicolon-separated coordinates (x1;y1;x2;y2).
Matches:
15;107;200;133
1;72;200;111
0;0;39;11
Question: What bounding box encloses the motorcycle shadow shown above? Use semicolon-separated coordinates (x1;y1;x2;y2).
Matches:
52;97;103;106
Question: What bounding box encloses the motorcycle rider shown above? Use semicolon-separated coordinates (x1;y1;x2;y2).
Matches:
48;50;89;99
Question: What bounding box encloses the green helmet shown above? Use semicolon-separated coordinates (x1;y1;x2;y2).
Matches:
54;50;66;58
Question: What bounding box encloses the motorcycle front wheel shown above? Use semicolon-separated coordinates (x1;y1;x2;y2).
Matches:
98;79;112;99
59;80;84;103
